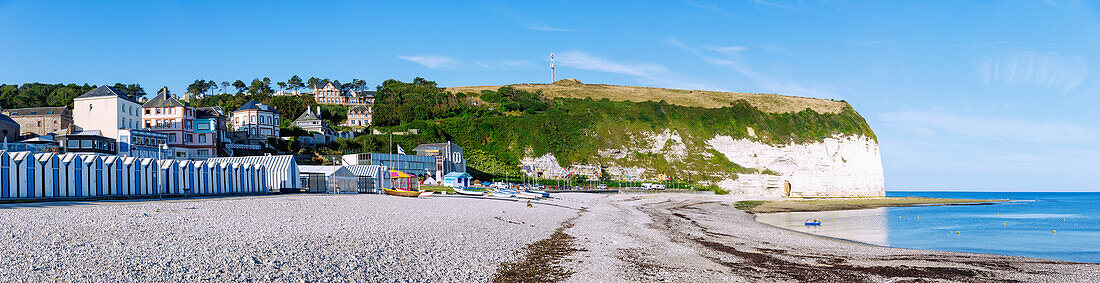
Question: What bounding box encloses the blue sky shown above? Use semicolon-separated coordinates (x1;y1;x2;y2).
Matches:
1;0;1098;191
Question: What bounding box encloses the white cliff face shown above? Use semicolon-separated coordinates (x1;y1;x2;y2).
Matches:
706;135;885;197
516;129;884;197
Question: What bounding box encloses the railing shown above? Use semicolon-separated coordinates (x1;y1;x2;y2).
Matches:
0;143;54;153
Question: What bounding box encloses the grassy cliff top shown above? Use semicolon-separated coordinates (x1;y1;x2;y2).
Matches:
446;79;850;114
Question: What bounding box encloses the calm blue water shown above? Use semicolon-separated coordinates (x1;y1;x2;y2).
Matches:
882;191;1100;263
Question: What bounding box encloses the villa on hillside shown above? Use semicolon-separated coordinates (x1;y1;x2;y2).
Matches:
141;87;216;159
231;100;280;145
310;82;373;106
346;105;372;127
291;107;336;145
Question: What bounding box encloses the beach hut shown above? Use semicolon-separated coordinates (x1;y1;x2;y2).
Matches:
189;161;206;195
102;156;119;196
59;153;80;197
389;170;417;190
0;151;9;198
206;162;222;194
34;153;55;198
442;172;472;188
121;157;139;196
139;158;156;195
157;160;175;195
346;165;391;193
81;155;102;196
222;162;237;194
176;160;193;195
208;155;298;192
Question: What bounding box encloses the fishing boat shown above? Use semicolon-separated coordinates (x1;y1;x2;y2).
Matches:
525;189;550;198
384;188;426;197
419;191;435;198
487;188;515;197
516;191;542;199
804;219;823;226
453;187;484;196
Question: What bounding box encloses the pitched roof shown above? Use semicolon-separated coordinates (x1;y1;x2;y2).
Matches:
76;85;137;103
293;107;321;122
347;105;370;114
0;113;16;126
142;88;186;108
234;100;280;113
2;107;68;117
195;106;224;118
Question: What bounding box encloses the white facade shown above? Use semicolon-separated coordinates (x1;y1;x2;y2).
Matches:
73;96;142;139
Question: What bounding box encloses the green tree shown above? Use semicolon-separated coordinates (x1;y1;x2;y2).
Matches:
288;75;304;91
232;80;247;93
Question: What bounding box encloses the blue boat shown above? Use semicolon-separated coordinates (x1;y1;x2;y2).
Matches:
804;220;822;226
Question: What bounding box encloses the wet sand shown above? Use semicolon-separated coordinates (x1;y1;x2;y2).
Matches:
559;193;1099;282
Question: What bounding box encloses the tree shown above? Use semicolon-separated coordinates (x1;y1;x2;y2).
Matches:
288;75;304;91
307;77;320;89
248;78;273;95
277;82;287;91
232;80;247;93
113;83;146;100
220;81;230;94
187;80;206;97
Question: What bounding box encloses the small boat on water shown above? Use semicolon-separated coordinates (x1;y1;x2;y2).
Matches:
804;219;823;226
453;187;484;196
384;188;426;197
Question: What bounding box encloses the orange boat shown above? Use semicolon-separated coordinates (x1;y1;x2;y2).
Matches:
383;188;425;197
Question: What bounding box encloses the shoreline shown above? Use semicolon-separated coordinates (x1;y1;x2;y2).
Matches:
735;196;1009;213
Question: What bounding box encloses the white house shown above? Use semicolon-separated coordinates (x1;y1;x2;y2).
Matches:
72;85;143;139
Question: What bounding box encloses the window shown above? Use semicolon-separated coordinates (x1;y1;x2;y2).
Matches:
250;116;255;123
169;133;177;142
89;104;93;111
168;108;173;115
145;109;150;115
81;140;92;148
37;121;41;127
67;140;79;148
154;108;160;114
199;134;206;143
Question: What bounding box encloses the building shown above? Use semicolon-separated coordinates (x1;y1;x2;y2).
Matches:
0;112;19;143
1;107;71;138
56;130;117;155
292;107;335;136
346;105;372;127
72;85;143;139
117;129;169;159
341;153;434;177
141;88;216;160
346;165;392;193
442;172;472;188
193;107;226;158
231;100;280;142
413;142;466;181
298;165;359;193
311;82;372;105
208;155;300;192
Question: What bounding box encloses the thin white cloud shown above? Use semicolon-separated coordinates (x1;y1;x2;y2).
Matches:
668;37;841;99
555;50;720;91
879;110;1100;144
524;24;570;32
978;51;1088;92
707;45;746;54
687;1;735;18
398;55;460;70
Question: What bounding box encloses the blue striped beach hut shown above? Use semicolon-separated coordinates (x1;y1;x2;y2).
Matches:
81;155;102;196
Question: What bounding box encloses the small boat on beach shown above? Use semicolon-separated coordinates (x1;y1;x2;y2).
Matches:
384;188;426;197
453;187;484;196
525;189;551;198
804;219;823;226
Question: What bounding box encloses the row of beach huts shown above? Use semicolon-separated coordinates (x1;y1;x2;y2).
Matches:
0;151;393;200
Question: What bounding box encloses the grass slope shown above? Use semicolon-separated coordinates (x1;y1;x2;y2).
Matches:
446;79;850;114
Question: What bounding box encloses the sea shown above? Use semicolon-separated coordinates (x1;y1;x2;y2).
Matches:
754;191;1100;263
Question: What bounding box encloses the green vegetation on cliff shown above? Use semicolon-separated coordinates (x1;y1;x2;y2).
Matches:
321;78;875;182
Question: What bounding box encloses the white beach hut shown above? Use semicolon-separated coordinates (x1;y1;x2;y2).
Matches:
122;157;141;196
59;153;81;197
139;158;156;195
0;151;9;198
35;153;57;198
101;156;118;196
81;155;102;196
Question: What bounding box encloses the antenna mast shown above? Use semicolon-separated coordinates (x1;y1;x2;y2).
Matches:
550;52;556;83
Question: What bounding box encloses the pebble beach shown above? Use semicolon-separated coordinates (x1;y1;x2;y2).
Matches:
0;193;1095;282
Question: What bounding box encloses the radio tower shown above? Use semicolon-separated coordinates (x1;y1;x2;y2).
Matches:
550;52;556;83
